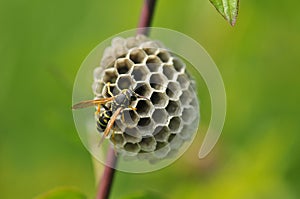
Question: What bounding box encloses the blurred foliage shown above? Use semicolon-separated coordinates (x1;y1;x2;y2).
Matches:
0;0;300;199
34;188;86;199
120;191;167;199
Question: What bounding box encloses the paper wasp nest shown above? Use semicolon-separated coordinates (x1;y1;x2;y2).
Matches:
92;35;199;161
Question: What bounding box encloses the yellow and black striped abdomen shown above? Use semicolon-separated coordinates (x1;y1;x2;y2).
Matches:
97;110;113;132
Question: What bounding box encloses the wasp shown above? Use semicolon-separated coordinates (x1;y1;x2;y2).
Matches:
72;83;144;145
96;105;113;133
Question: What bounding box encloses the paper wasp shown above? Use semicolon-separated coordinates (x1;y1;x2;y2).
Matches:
72;82;145;145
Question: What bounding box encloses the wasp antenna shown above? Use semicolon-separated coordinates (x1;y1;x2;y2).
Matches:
136;93;150;101
71;104;80;110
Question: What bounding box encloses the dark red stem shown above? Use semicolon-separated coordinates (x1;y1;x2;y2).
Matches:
95;1;157;199
96;146;118;199
137;0;157;35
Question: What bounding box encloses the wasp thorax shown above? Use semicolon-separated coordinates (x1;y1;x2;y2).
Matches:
92;35;199;162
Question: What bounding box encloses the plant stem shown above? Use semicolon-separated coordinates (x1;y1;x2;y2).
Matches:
95;1;157;199
137;0;157;35
96;146;118;199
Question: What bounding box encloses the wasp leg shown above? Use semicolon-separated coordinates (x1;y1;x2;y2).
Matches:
121;112;125;123
129;106;137;111
107;82;114;97
111;130;118;156
121;107;136;123
103;107;122;137
111;130;115;145
96;104;101;115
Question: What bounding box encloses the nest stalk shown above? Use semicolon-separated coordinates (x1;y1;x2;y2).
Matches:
96;1;157;199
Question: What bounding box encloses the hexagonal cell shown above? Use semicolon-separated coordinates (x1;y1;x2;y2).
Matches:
92;81;104;96
115;58;133;74
121;108;139;127
93;67;104;81
129;48;147;64
166;100;181;116
172;57;185;73
168;133;176;142
166;81;182;100
168;116;182;132
102;68;118;84
179;90;192;106
122;154;138;161
134;82;152;98
139;136;157;152
137;117;154;134
146;55;162;72
111;37;125;47
101;47;115;67
152;109;168;124
125;36;138;49
155;141;168;151
187;84;195;95
179;125;194;140
140;41;163;49
168;134;184;150
124;142;140;153
111;38;127;58
162;64;177;80
131;65;150;81
136;34;149;43
148;158;161;164
115;47;127;59
104;60;115;69
137;117;152;127
101;56;115;69
123;127;142;138
116;74;132;90
165;149;179;159
182;107;197;123
150;91;169;108
102;83;120;97
149;73;167;91
153;142;171;159
177;73;190;90
123;127;142;143
153;126;170;142
137;151;155;161
136;99;153;117
156;50;171;63
143;47;157;55
113;115;126;132
110;132;125;146
190;98;198;108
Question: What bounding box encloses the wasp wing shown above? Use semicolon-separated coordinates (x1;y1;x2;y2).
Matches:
72;97;114;110
103;107;122;137
98;107;122;147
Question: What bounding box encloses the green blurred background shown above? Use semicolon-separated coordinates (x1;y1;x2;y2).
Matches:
1;0;300;198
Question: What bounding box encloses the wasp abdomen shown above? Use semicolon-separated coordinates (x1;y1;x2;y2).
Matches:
97;110;113;132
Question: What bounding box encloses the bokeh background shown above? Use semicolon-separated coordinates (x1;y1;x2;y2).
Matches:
1;0;300;198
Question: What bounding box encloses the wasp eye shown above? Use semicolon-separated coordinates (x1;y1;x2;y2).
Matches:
130;95;137;101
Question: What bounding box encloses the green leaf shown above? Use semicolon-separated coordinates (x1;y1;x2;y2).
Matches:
121;191;167;199
34;187;87;199
209;0;240;26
